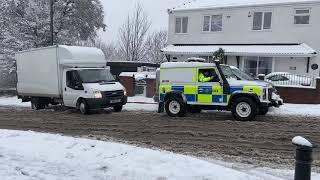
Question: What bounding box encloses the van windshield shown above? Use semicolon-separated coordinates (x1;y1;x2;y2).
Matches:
76;69;115;83
221;66;254;81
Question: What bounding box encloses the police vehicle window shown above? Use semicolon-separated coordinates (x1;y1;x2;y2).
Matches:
221;66;254;81
198;69;220;82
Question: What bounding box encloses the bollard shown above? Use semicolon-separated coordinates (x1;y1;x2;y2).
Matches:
292;136;317;180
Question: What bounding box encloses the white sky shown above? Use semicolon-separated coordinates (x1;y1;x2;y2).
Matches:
99;0;186;43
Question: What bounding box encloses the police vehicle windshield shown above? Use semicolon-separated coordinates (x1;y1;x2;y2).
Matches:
221;66;254;81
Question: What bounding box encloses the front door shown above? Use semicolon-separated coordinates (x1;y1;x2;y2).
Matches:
196;68;224;104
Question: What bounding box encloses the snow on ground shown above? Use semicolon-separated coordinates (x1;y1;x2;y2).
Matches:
0;130;286;180
0;96;30;107
123;96;158;112
0;96;320;117
269;103;320;117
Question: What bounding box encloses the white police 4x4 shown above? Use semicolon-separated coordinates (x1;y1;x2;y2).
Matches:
157;61;283;121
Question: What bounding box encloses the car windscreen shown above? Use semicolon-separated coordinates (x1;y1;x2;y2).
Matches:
76;69;115;83
221;66;254;81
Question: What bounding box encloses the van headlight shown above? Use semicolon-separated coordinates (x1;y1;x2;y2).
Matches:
123;88;127;96
94;91;103;99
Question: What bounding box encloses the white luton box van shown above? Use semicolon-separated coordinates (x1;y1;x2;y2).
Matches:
16;45;127;114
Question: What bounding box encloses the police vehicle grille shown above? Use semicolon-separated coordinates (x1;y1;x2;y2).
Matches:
268;88;275;101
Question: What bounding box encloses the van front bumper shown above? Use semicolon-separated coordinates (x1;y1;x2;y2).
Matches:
85;96;127;110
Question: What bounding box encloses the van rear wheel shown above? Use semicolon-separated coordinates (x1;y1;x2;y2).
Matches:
231;97;257;121
165;97;186;117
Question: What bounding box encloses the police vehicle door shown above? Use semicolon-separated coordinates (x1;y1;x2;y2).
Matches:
197;68;224;105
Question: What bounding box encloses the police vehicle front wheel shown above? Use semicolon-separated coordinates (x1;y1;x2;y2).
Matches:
231;97;257;121
165;97;187;117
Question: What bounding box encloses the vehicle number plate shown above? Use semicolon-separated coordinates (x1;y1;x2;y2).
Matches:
110;99;121;103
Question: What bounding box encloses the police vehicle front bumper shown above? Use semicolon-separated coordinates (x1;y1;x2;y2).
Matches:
269;92;283;107
262;91;283;108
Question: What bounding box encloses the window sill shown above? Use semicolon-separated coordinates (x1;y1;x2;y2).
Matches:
201;31;223;34
175;33;189;35
293;24;312;27
251;29;273;32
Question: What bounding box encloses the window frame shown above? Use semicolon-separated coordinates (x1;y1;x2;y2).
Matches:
293;8;311;25
175;16;188;34
202;14;223;32
252;11;273;31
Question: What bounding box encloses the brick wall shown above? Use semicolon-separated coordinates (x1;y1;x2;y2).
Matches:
276;78;320;104
119;76;135;97
146;78;156;98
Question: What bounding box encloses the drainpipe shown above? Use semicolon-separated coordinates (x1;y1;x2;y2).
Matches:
236;56;240;68
306;57;310;73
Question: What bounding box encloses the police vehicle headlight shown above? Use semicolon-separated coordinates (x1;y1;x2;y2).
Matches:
262;88;268;100
94;91;103;99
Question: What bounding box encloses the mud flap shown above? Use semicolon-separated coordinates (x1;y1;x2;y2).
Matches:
158;102;164;113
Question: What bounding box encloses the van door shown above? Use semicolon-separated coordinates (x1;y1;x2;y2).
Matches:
197;68;225;105
63;70;84;107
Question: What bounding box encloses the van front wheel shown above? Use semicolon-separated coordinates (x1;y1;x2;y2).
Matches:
113;105;123;112
231;97;257;121
79;100;89;115
165;97;186;117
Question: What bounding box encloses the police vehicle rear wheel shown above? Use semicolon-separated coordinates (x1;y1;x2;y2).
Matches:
231;97;257;121
165;97;187;117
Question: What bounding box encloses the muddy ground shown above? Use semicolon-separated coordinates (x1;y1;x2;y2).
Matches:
0;106;319;172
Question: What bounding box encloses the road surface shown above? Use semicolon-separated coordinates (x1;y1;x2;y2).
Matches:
0;106;319;171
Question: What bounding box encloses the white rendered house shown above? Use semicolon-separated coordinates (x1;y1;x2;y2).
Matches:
162;0;320;77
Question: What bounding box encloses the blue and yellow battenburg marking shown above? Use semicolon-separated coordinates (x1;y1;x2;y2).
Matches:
159;85;262;104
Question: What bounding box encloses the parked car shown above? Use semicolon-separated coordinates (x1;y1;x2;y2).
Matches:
265;72;313;86
16;45;127;114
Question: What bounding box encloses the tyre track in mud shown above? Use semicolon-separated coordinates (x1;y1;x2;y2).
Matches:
0;106;319;171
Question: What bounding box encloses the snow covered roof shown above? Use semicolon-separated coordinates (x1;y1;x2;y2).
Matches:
161;62;216;68
170;0;320;12
119;72;156;80
162;43;317;57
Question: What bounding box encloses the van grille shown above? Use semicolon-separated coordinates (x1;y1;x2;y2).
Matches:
102;90;124;98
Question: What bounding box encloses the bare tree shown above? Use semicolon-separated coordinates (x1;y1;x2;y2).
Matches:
118;3;151;62
145;30;168;63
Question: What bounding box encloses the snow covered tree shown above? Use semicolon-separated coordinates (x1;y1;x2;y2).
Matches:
118;3;151;62
145;30;168;63
0;0;106;87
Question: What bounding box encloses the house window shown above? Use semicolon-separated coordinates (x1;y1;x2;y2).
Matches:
203;15;223;32
199;56;213;62
294;8;310;24
252;12;272;30
175;17;188;34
